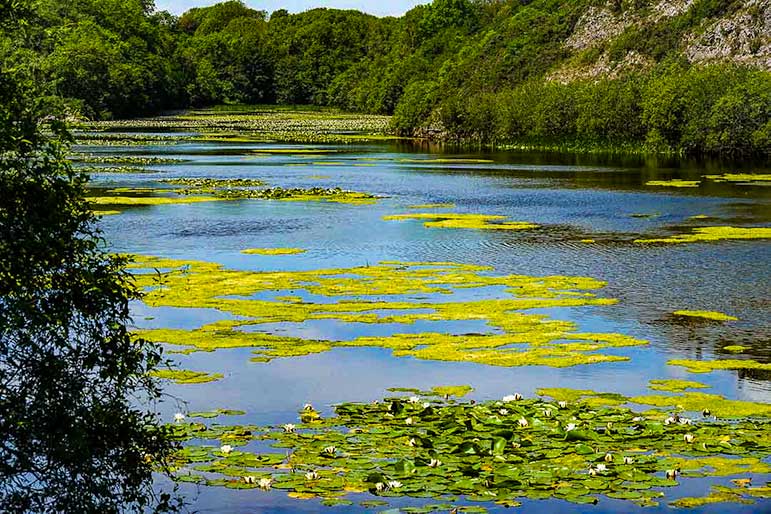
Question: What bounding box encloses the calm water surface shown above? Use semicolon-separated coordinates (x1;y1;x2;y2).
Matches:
80;137;770;513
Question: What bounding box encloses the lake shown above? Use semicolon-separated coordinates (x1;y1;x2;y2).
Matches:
76;111;770;513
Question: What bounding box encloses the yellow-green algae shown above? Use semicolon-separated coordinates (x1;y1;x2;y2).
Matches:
672;310;739;322
671;485;758;508
648;379;709;392
398;158;495;164
629;392;771;418
635;226;771;244
127;255;647;368
241;248;306;256
722;345;748;353
89;195;223;206
384;213;538;231
430;385;474;398
539;387;771;419
645;179;701;188
668;359;771;374
149;369;223;384
704;173;771;184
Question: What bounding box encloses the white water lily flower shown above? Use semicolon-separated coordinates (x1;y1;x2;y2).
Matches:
375;482;386;492
173;412;185;423
679;417;693;425
303;403;314;411
408;396;421;404
387;480;403;489
243;476;256;484
596;463;607;472
499;409;509;416
702;408;711;417
543;409;552;418
588;467;598;477
405;417;414;425
632;416;644;422
565;423;577;432
517;417;528;428
323;446;336;455
220;444;233;454
407;437;416;447
664;416;676;425
258;477;272;490
428;458;442;468
282;423;296;433
422;402;430;409
604;453;613;462
666;469;678;479
305;471;319;480
623;456;634;465
684;433;695;443
558;401;568;409
502;394;522;402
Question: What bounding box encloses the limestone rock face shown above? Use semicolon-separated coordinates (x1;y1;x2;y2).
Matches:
551;0;770;84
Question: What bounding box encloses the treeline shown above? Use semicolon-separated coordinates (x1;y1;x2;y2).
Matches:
4;0;769;154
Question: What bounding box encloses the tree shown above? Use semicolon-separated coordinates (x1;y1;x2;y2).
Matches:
0;4;181;512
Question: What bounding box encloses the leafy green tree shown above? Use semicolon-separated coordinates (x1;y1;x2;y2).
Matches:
0;5;181;512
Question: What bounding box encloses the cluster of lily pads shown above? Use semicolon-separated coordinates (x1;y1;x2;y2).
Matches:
171;185;378;204
70;154;183;165
165;389;770;510
77;109;394;144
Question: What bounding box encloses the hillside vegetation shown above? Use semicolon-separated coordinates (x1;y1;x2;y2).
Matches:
4;0;770;154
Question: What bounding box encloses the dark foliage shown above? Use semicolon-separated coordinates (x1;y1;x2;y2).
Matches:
0;4;181;512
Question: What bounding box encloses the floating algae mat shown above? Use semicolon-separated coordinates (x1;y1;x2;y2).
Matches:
704;173;771;185
89;195;223;207
150;368;223;384
166;391;771;509
383;213;538;231
645;179;701;188
672;310;739;322
129;255;647;367
635;226;771;244
647;379;709;392
241;248;306;256
668;358;771;374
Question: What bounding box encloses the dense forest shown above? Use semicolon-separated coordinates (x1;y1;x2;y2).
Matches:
3;0;770;154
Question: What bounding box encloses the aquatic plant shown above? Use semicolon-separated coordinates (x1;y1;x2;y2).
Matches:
384;213;538;231
672;310;739;322
703;174;771;185
127;255;644;368
634;226;771;244
89;195;223;207
668;359;771;374
162;178;266;190
644;179;701;188
648;380;709;393
166;392;771;509
149;369;223;384
241;248;306;256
